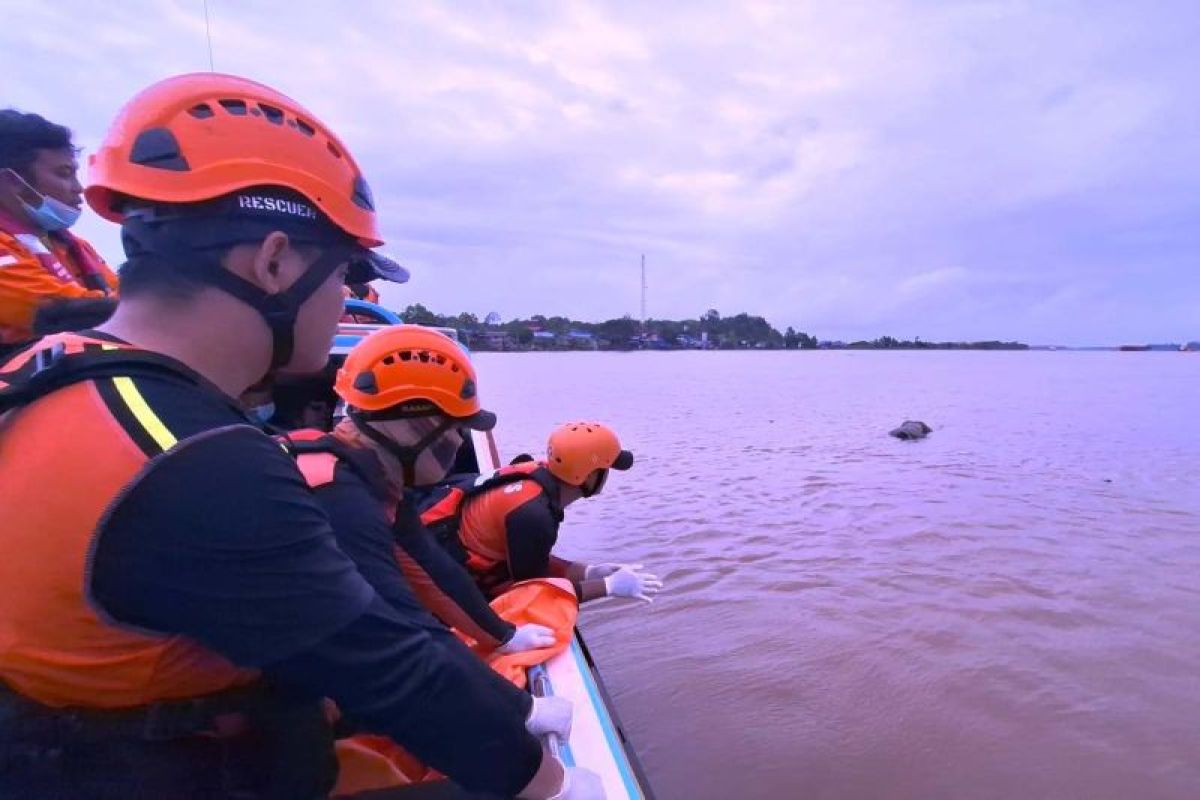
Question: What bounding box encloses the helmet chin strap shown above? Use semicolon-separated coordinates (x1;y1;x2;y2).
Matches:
349;408;456;486
199;244;352;371
120;215;354;372
580;468;609;498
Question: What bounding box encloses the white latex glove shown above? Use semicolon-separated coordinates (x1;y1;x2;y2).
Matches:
583;562;624;580
603;565;663;602
526;695;573;740
552;767;607;799
519;757;606;800
499;623;557;654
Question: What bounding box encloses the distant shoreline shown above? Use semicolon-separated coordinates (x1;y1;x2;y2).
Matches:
393;303;1194;354
468;345;1196;353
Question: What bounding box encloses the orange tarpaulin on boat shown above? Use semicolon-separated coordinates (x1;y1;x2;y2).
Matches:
332;579;578;797
468;578;577;689
333;736;427;796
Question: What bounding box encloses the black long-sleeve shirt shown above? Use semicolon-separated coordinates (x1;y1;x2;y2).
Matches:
310;451;517;649
88;371;540;795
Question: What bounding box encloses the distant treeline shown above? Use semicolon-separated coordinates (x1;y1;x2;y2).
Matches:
840;336;1029;351
397;304;1027;352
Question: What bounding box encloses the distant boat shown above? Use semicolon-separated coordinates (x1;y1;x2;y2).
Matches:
1183;341;1200;352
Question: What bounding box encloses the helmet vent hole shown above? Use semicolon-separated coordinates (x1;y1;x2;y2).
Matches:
188;103;214;119
450;364;459;372
353;372;379;394
295;118;316;137
218;98;248;116
129;128;190;172
418;352;430;363
351;177;375;211
327;141;342;159
259;103;285;125
382;355;395;366
398;351;412;362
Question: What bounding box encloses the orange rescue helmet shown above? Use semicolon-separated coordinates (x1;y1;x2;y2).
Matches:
335;325;495;430
86;72;381;246
545;422;633;486
83;73;406;370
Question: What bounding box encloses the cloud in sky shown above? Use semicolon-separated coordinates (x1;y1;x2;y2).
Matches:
4;0;1197;344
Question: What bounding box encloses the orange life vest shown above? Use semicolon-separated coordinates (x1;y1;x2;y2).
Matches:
0;333;258;708
0;217;118;345
421;462;562;589
330;578;579;798
285;431;516;649
286;428;353;497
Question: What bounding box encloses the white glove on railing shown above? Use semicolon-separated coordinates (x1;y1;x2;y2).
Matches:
525;695;573;739
552;766;607;799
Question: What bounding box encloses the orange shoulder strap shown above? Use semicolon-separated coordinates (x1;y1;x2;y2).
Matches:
297;451;339;490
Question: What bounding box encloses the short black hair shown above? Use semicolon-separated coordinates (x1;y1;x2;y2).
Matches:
117;219;324;304
0;109;74;179
115;250;212;304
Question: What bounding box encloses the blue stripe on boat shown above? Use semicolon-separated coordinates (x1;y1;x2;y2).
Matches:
568;639;644;799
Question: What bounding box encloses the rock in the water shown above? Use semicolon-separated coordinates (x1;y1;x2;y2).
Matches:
889;420;932;440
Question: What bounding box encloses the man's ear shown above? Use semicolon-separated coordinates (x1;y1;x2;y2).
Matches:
246;231;292;292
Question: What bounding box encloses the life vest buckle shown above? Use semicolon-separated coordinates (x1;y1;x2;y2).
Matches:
32;342;67;376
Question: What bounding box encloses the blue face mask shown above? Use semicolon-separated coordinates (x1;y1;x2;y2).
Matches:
20;195;81;232
250;403;276;425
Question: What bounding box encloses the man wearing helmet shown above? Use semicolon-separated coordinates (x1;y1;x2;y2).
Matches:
0;75;592;799
429;422;664;604
287;324;561;657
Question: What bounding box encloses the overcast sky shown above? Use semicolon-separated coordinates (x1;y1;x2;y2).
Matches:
4;1;1197;344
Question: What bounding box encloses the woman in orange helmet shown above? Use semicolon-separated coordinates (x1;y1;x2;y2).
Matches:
286;324;560;655
0;74;583;799
424;421;664;603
